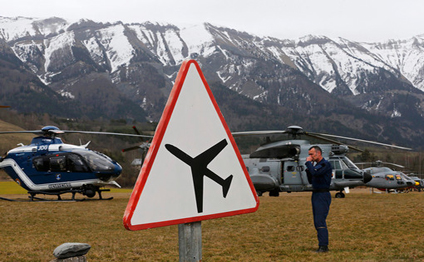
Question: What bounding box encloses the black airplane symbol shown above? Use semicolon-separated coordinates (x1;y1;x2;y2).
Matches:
165;139;233;213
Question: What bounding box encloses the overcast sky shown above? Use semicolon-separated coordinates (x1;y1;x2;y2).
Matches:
1;0;423;42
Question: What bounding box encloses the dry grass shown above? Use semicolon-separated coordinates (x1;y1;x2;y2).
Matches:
0;186;423;261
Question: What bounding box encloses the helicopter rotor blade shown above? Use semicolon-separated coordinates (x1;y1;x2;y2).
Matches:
131;126;147;142
121;126;152;151
122;145;143;152
356;161;405;169
132;126;142;136
0;130;44;135
61;130;153;138
306;132;412;150
232;130;364;151
354;162;373;166
232;127;411;151
304;133;364;152
0;128;153;138
381;162;405;169
232;130;287;137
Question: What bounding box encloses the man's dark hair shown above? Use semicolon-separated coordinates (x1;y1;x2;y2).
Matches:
309;145;322;154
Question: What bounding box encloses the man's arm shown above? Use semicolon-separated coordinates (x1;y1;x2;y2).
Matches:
305;161;330;177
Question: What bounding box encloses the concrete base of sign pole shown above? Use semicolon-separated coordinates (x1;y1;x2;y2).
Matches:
178;221;202;262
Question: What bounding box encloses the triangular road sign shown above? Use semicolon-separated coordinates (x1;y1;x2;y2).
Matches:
123;60;259;231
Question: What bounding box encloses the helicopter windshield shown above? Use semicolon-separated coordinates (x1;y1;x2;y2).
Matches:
339;160;349;170
341;157;361;171
78;151;115;172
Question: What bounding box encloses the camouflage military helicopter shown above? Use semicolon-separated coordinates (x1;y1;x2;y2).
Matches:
233;126;411;198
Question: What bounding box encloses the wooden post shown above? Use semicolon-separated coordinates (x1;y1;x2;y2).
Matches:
178;221;202;262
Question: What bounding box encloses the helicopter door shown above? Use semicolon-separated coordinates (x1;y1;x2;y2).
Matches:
283;160;303;185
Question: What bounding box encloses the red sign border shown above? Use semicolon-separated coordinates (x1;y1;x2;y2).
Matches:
123;60;259;231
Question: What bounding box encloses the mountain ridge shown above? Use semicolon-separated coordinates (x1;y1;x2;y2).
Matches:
0;16;423;149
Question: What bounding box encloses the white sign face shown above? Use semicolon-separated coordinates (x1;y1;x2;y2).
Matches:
124;60;259;231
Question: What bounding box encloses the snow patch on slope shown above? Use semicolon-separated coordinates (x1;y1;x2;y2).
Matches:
180;23;215;58
43;30;75;72
98;24;134;72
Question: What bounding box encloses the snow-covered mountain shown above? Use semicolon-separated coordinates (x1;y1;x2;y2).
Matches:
1;16;424;147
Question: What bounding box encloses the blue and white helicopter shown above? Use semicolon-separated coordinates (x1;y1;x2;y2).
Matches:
0;126;149;201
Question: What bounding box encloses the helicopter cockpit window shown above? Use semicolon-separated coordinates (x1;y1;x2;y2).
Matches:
67;153;89;172
50;155;66;172
33;157;48;172
341;157;361;172
79;151;115;172
329;160;342;170
386;175;395;180
340;161;349;169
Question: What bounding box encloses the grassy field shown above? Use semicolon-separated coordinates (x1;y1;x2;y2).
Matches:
0;184;423;261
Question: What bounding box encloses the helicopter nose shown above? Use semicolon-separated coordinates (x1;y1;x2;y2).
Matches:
96;163;122;182
113;163;123;177
363;171;372;183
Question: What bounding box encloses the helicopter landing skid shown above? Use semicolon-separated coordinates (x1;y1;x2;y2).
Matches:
28;195;113;202
0;196;18;201
0;196;76;202
0;188;114;201
27;188;113;201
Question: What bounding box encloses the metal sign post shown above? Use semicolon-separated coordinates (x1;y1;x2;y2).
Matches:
178;221;202;262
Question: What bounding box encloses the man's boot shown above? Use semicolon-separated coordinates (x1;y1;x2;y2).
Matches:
316;246;329;253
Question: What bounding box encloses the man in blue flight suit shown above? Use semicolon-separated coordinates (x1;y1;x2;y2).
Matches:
305;145;332;253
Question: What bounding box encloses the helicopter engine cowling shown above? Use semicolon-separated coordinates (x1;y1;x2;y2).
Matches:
248;167;279;191
331;145;349;155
